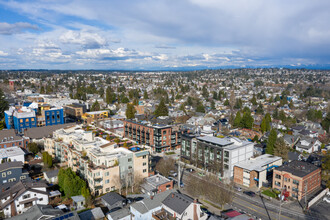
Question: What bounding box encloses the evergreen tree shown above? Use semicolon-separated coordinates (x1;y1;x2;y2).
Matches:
321;112;330;132
211;100;215;110
274;137;289;161
0;89;8;120
255;104;264;115
233;112;241;127
91;101;100;111
202;85;209;99
274;94;281;102
224;99;230;106
126;103;136;119
196;103;205;113
212;91;218;100
234;98;242;109
260;119;267;133
106;87;116;104
251;94;257;105
154;98;168;117
240;110;254;129
40;86;45;94
266;129;277;155
143;90;149;99
273;108;279;120
218;90;222;101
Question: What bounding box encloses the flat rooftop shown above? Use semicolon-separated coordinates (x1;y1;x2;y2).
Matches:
0;146;25;158
197;136;233;146
235;154;282;172
275;160;320;178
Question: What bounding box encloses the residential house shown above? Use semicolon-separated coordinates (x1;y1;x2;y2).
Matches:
141;174;173;196
295;138;321;154
0;146;25;163
153;192;207;220
272;161;321;200
0;162;29;185
43;169;59;184
106;208;130;220
0;181;49;218
101;192;126;211
79;207;105;220
130;190;174;220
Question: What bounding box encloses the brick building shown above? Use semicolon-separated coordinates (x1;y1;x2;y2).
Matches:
234;154;282;188
0;130;29;149
141;174;173;196
272;160;321;200
124;120;181;153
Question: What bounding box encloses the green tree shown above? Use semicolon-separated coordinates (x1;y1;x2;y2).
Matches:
106;87;116;104
91;101;100;111
28;142;39;155
321;112;330;132
143;90;149;99
234;98;242;109
279;110;286;122
260;119;267;133
253;135;259;142
126;103;136;119
240;109;254;129
251;95;257;105
212;91;218;100
274;137;289;161
47;154;53;168
202;85;209;99
154;98;168;117
196;103;205;113
233;112;241;128
40;86;45;94
0;89;9;119
274;94;281;102
266;129;277;155
224;99;230;106
255;104;264;115
211;100;215;110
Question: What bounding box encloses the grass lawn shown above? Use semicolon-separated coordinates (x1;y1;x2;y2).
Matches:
262;189;277;198
165;152;176;155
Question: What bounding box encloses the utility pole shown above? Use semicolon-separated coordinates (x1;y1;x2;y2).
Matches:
178;157;181;189
278;188;283;220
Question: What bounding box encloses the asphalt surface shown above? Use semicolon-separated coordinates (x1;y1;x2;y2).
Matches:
177;170;326;220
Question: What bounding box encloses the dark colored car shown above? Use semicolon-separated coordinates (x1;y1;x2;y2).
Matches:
243;191;256;197
186;168;195;173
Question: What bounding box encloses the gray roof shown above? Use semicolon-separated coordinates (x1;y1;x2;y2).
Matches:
101;192;125;206
24;123;76;139
71;195;85;203
162;192;195;215
107;207;130;220
141;174;171;192
235;154;282;172
79;207;105;220
0;129;22;142
0;161;23;172
197;136;233;147
275;160;319;178
130;190;175;214
44;169;59;179
8;204;63;220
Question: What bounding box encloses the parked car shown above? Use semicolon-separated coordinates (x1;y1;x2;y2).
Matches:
323;196;330;203
170;172;178;177
243;191;256;197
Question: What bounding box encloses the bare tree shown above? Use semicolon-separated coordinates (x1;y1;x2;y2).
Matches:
131;173;144;193
155;157;175;177
112;175;123;195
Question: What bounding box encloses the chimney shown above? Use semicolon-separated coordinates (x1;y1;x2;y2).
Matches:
172;193;174;198
150;196;154;200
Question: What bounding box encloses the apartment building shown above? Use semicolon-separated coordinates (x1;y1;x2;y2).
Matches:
181;134;253;178
64;104;85;119
123;120;181;153
81;110;108;124
44;125;150;196
0;129;29;149
272;160;321;200
5;103;64;133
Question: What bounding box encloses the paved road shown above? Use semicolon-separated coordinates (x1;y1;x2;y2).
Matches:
177;171;323;220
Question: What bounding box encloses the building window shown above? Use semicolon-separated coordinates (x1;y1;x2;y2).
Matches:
275;181;281;187
23;194;30;199
105;179;110;184
224;151;229;157
284;177;290;182
111;186;116;191
293;179;299;185
163;141;166;145
128;158;132;162
7;171;11;175
143;162;147;166
2;173;6;177
39;198;43;201
106;188;110;192
275;174;281;179
106;172;109;176
143;169;147;173
142;155;146;159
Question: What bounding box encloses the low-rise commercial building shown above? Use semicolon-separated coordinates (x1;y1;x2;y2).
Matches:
81;110;108;124
0;146;25;163
141;174;173;196
0;129;29;149
272;160;321;200
234;154;282;188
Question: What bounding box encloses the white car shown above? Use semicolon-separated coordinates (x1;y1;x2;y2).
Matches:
323;196;330;203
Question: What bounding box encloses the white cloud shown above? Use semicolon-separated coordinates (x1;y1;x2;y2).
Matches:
60;30;107;48
0;50;8;56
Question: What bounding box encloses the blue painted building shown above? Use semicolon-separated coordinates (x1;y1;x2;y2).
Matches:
5;104;64;133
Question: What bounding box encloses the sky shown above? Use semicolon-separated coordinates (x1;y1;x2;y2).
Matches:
0;0;330;70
